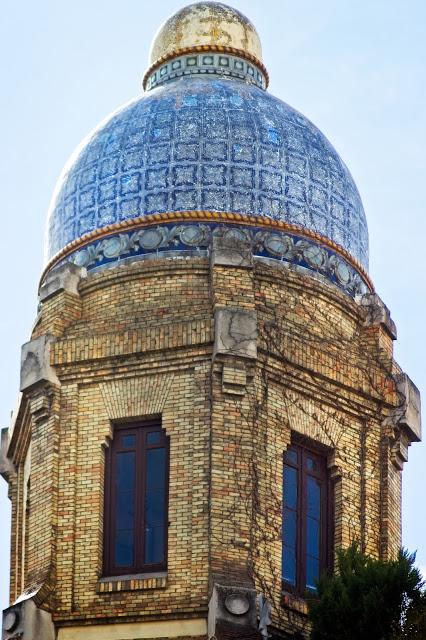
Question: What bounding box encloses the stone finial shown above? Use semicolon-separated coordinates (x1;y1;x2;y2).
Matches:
20;335;60;393
39;262;86;303
214;308;257;359
356;292;397;339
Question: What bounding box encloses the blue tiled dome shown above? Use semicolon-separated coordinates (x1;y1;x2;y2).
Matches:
47;76;368;270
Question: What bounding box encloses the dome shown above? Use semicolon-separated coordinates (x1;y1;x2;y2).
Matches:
149;2;263;69
44;2;370;298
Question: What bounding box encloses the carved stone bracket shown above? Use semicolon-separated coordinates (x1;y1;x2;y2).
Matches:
211;231;253;268
2;597;55;640
208;583;262;640
20;335;60;394
39;262;86;302
356;292;397;339
383;372;421;469
0;428;16;481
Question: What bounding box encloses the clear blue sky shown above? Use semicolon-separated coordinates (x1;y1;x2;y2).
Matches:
0;0;425;610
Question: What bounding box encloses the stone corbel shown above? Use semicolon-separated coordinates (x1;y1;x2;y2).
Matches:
2;594;55;640
38;262;86;303
383;372;421;469
211;230;253;268
356;292;397;339
0;428;16;481
208;583;263;640
20;335;60;394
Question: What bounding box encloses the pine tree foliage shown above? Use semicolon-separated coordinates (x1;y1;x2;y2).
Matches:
307;544;425;640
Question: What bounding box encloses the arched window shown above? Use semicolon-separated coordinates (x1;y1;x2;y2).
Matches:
282;442;332;595
103;420;169;576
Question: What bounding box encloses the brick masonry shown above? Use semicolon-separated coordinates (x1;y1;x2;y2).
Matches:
2;252;416;639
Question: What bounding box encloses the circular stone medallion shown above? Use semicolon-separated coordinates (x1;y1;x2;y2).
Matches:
139;228;164;250
264;233;293;258
4;611;19;632
180;225;206;246
224;593;250;616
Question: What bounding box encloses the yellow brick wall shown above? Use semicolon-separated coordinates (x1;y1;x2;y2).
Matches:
6;255;403;638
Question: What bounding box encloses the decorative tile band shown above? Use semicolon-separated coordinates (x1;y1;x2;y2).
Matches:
145;51;266;91
52;221;371;299
143;44;269;90
42;211;372;290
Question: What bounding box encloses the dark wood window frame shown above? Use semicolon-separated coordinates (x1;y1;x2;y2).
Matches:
282;439;333;597
103;419;169;577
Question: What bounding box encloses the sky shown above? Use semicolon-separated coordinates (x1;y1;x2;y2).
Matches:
0;0;425;612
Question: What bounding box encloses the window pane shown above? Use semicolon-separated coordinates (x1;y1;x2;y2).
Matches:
306;555;320;590
122;434;136;448
147;431;161;445
284;448;298;465
307;516;320;557
306;456;319;472
144;448;167;564
307;476;321;519
146;448;166;489
116;452;135;492
115;529;134;567
145;489;166;526
283;507;297;548
145;525;165;564
282;546;296;585
283;465;297;509
116;493;135;530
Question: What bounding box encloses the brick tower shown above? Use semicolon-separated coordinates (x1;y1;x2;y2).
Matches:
1;3;421;639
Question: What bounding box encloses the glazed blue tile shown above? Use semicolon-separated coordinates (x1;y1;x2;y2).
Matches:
47;77;368;269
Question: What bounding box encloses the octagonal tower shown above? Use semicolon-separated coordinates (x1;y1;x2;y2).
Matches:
1;3;421;640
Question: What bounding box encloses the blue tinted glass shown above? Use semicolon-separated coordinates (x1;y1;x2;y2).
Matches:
147;431;161;445
306;555;320;590
116;452;135;492
145;525;165;564
307;476;321;519
145;490;165;526
284;448;298;465
115;529;134;567
306;456;318;472
282;546;296;585
283;465;297;509
122;434;136;448
116;493;135;530
283;508;297;548
146;448;165;489
307;516;320;557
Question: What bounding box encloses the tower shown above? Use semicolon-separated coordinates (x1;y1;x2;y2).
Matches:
0;2;421;639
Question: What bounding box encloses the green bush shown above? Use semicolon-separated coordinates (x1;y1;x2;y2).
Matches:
307;544;425;640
